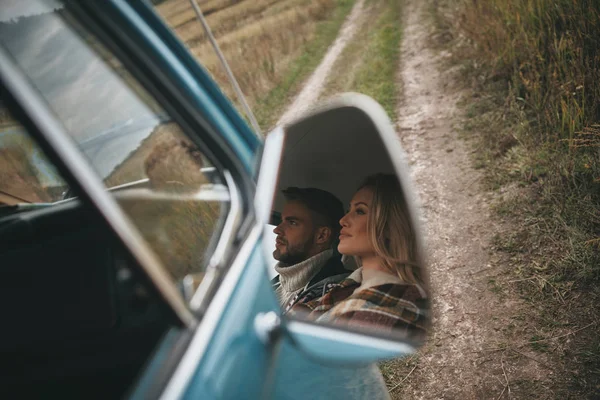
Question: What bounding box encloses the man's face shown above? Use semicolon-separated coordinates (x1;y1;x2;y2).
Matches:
273;200;318;265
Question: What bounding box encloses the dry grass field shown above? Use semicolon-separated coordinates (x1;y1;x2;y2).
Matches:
0;145;50;204
154;0;343;128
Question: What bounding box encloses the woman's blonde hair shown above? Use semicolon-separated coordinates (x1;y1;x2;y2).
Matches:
359;173;421;284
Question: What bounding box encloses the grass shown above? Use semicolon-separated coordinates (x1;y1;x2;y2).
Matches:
0;145;50;204
155;0;353;130
429;0;600;395
320;0;403;119
252;0;356;129
0;129;64;204
380;354;420;394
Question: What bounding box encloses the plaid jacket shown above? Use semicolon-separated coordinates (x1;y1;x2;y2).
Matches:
289;278;428;342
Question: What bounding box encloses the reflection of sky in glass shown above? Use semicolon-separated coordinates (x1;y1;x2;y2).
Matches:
0;0;63;23
0;5;161;178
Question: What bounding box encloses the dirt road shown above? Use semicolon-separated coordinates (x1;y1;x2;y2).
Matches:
385;1;560;398
281;0;556;398
277;0;365;126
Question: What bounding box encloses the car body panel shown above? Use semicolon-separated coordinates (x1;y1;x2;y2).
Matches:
0;2;405;399
181;241;279;399
273;343;391;400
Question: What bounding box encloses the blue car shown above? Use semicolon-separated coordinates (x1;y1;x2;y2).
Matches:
0;1;428;399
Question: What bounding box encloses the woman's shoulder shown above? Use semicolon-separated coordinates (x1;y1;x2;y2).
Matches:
336;282;429;325
353;281;428;304
323;281;429;340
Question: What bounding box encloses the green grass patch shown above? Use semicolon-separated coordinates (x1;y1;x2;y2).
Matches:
253;0;356;130
320;0;402;119
350;0;401;119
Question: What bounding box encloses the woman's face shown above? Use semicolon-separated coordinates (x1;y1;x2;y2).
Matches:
338;186;376;257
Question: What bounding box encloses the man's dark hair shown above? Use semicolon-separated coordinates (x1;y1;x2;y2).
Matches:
282;187;344;246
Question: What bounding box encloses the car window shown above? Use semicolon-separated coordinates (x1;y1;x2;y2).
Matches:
0;1;230;285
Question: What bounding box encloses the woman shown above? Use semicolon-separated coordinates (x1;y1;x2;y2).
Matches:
289;174;428;342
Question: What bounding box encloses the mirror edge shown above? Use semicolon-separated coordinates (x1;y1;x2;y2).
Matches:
279;93;431;360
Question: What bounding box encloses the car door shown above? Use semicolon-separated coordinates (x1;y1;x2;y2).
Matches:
56;3;422;399
0;1;284;399
1;2;429;399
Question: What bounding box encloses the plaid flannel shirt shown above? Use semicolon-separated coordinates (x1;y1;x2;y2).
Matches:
289;278;428;342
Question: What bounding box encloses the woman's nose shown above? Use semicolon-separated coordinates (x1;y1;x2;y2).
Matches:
339;213;349;227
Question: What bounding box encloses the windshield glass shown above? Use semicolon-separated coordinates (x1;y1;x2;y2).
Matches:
0;0;167;185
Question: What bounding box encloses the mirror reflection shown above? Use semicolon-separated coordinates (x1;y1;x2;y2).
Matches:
268;97;429;344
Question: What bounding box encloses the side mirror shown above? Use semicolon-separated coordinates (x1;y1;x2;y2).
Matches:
257;93;430;362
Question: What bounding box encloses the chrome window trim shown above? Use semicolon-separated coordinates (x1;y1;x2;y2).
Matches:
0;44;196;328
254;126;284;279
189;170;241;311
111;184;230;203
107;178;150;191
159;223;262;400
205;171;241;271
254;126;284;225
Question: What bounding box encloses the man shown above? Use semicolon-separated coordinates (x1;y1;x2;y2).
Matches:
272;187;349;312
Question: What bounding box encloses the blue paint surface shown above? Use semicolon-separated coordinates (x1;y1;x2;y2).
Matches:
182;240;280;399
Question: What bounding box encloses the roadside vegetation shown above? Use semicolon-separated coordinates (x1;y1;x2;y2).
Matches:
431;0;600;395
320;0;402;119
155;0;356;130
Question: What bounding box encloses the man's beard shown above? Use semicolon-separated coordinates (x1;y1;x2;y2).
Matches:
273;238;314;265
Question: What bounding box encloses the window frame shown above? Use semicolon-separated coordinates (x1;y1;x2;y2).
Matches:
0;44;195;328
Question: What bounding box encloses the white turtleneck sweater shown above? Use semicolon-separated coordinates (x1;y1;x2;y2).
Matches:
274;249;333;307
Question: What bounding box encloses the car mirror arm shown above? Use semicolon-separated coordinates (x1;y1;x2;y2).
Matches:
253;311;416;367
254;311;286;346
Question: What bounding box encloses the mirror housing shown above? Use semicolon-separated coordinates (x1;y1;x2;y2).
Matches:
260;93;429;361
286;320;416;364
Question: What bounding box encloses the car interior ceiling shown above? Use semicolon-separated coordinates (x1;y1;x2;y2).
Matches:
0;199;175;399
274;105;396;213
